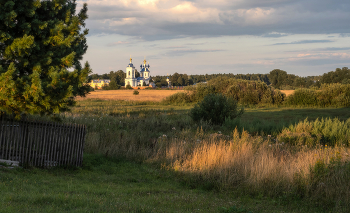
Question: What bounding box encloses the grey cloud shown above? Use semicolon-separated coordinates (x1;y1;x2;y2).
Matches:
262;32;290;38
339;33;350;37
316;47;350;51
165;49;224;57
287;58;349;67
273;40;334;45
85;0;350;41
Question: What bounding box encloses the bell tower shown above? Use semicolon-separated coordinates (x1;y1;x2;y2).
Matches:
125;56;136;87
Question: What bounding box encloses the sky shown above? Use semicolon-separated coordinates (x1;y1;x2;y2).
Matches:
76;0;350;77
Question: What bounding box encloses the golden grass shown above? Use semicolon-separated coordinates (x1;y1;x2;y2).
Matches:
161;129;350;201
76;90;184;102
280;90;295;97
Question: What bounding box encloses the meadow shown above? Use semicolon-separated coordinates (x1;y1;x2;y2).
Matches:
1;89;350;212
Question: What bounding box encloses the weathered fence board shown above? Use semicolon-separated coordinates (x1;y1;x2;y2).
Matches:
0;118;86;167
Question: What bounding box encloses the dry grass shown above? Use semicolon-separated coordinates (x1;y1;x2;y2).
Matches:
159;129;350;206
280;90;295;97
76;89;184;102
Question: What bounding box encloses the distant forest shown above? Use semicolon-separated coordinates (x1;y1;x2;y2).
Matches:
88;67;350;89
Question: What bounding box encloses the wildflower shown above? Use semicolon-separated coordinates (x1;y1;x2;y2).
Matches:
172;127;176;130
269;145;271;147
163;134;167;137
218;131;222;134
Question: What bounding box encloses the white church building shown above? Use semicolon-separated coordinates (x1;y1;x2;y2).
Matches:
125;57;151;87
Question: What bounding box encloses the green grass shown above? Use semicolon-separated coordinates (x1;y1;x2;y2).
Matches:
0;154;325;213
227;107;350;135
8;100;350;212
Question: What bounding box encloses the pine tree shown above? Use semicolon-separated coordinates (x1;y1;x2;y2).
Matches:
0;0;91;118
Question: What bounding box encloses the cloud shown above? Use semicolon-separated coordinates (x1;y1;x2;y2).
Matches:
262;32;289;38
107;41;130;46
77;0;350;40
317;47;350;51
287;52;350;64
273;40;334;45
164;48;224;56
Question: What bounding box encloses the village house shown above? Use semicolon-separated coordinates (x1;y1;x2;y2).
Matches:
88;79;111;89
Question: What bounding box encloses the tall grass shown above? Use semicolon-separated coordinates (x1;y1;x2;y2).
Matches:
157;129;350;210
278;118;350;147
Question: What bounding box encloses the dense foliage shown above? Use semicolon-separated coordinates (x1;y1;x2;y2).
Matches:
285;83;350;107
320;67;350;84
190;93;243;125
268;69;318;89
89;70;126;86
0;0;91;117
164;77;285;105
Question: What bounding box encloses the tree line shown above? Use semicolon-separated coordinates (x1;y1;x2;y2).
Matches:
88;67;349;89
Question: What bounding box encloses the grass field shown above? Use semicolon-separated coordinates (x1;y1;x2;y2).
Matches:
0;154;323;213
76;90;185;102
2;89;350;212
78;89;295;102
280;90;294;97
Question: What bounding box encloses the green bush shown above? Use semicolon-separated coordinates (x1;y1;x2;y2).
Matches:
285;84;350;107
284;88;318;106
133;90;139;95
185;77;285;105
162;92;192;105
125;85;132;89
190;93;243;125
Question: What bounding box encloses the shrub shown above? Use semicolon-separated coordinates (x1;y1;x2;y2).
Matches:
133;90;139;95
186;77;285;105
284;84;350;107
125;85;132;89
162;92;192;105
190;93;243;125
284;89;318;106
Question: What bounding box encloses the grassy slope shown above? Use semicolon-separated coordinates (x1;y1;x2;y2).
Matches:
0;154;323;213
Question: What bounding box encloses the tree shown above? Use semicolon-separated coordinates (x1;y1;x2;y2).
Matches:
0;0;91;118
171;72;180;86
321;67;350;84
177;76;185;86
115;70;125;86
268;69;288;89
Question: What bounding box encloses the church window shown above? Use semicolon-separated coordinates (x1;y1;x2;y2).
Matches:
128;71;130;77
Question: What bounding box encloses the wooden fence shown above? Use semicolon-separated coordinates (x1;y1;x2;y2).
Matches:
0;119;86;167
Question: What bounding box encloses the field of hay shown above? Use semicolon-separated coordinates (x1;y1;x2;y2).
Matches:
76;89;184;102
280;90;294;96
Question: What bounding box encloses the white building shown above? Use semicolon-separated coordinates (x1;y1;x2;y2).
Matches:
125;57;151;87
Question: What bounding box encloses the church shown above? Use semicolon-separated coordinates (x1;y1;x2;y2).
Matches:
125;57;151;87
